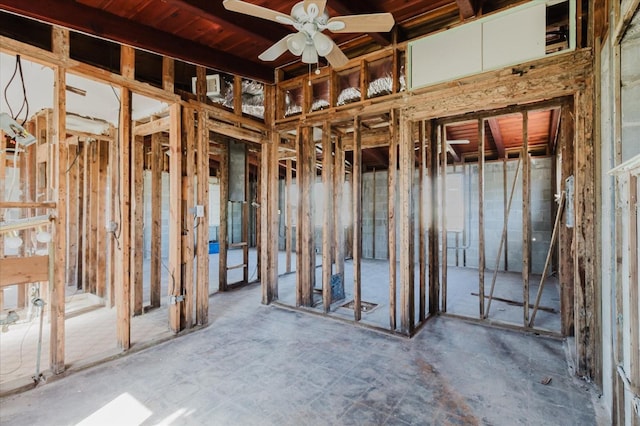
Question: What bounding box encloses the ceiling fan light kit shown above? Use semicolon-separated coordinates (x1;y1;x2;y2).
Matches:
223;0;394;68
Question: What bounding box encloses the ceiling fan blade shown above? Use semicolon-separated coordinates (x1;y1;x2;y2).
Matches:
303;0;327;18
223;0;291;24
327;13;395;33
323;41;349;68
258;34;295;61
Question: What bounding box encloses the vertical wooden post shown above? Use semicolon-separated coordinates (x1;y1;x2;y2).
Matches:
441;124;448;313
297;126;314;307
428;120;440;314
168;102;183;333
399;115;415;334
50;26;68;374
182;107;196;328
478;119;486;319
107;129;116;305
88;141;98;294
242;146;250;284
285;159;293;274
116;45;134;349
131;136;144;314
321;121;333;312
219;141;229;292
522;111;530;326
81;140;90;291
418;120;427;321
388;110;398;328
334;136;345;281
352;117;362;320
150;133;162;308
96;139;109;299
162;57;175;93
67;143;79;289
559;101;575;336
268;126;280;298
260;140;272;303
196;109;210;325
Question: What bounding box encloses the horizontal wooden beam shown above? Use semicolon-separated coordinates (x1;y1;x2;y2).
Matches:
0;201;56;209
0;0;275;83
206;121;266;144
0;256;49;287
133;116;171;136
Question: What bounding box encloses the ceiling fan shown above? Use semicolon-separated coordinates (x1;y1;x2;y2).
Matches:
222;0;395;68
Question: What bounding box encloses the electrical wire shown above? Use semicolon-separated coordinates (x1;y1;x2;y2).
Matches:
3;55;29;125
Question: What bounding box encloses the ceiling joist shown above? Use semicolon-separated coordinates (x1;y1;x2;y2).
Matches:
0;0;275;82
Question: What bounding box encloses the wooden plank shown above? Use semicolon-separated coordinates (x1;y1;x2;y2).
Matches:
268;117;280;299
388;110;398;329
399;115;415;334
95;140;109;299
116;86;132;349
133;116;170;137
196;109;210;325
131;137;144;314
322;121;333;313
50;27;68;373
196;66;207;104
285;159;293;274
352;117;362;320
334;136;345;281
162;56;174;93
219;142;229;292
66;144;79;289
87;141;98;294
522;111;530;326
297;126;315;307
418;120;427;322
168;102;183;333
559;101;575;336
182;107;196;328
428;120;440;314
242;144;250;284
441;123;448;314
0;201;57;209
0;256;49;287
478;119;485;319
260;141;271;303
150;133;162;309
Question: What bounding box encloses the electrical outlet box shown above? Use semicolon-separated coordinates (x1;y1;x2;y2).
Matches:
195;205;205;218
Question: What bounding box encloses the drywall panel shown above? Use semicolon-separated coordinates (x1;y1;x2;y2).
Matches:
409;22;482;89
482;3;546;70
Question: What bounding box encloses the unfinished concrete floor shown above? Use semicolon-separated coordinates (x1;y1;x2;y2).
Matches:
0;282;602;426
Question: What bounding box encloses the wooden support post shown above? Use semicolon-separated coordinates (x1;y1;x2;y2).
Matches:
321;121;333;312
67;143;79;289
352;117;362;320
285;159;293;274
478;119;486;319
168;102;183;333
297;126;315;307
399;115;415;334
388;110;398;328
268;116;280;299
418;120;427;322
503;158;509;271
219;142;229;292
96;139;109;299
440;124;448;313
130;136;144;314
196;109;210;325
88;141;98;294
182;107;195;328
242;146;250;284
81;140;90;291
334;136;345;281
260;140;271;303
150;133;162;308
107;131;116;305
559;101;575;336
163;57;174;93
522;111;531;326
428;120;440;314
50;27;68;374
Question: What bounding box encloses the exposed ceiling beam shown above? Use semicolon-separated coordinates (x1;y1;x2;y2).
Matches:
548;108;561;154
456;0;476;19
487;118;506;159
328;1;393;46
165;0;289;46
0;0;275;82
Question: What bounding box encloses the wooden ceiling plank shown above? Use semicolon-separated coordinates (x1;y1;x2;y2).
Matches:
0;0;275;82
487;117;506;159
162;0;285;46
327;0;392;46
456;0;476;19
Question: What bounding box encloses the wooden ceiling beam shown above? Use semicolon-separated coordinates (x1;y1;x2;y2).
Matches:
456;0;476;19
0;0;275;82
165;0;289;45
328;0;393;46
487;118;506;159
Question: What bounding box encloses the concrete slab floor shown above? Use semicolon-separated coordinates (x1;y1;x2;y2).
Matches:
0;283;604;426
